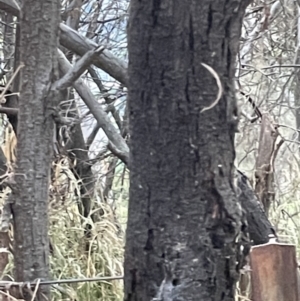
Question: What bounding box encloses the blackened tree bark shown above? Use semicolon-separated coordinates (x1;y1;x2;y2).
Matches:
236;170;276;245
124;1;251;300
10;0;60;300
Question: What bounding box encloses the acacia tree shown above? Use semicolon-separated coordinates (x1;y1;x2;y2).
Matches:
124;1;251;300
9;0;60;300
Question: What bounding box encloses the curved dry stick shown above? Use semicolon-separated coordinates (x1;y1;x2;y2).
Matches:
200;62;223;113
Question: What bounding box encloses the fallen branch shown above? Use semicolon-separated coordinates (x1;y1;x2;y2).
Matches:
0;1;128;86
57;49;129;165
52;46;105;90
59;23;128;86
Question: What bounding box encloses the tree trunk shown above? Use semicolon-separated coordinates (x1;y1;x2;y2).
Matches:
124;1;251;300
10;0;60;300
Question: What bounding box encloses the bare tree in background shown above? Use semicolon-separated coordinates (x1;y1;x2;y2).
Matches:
235;0;300;236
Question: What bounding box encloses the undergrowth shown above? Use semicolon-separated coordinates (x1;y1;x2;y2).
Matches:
0;125;126;301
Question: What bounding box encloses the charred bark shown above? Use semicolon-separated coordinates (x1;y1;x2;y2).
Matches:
125;1;251;301
10;1;60;300
236;170;276;245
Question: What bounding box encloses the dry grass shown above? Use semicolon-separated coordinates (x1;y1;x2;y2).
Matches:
49;156;125;301
0;125;126;301
2;114;300;301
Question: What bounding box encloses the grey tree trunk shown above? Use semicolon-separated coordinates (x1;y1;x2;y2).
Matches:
10;0;60;300
124;1;251;300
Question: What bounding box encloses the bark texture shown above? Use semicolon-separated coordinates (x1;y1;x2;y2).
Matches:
125;1;251;300
10;0;60;300
236;170;276;245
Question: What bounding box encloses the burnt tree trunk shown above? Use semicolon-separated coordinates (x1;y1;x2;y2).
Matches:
124;1;251;300
10;0;60;300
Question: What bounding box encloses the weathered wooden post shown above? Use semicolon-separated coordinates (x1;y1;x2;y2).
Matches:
250;241;299;301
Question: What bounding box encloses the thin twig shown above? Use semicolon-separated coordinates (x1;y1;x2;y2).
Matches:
0;64;24;103
30;279;40;301
0;289;19;301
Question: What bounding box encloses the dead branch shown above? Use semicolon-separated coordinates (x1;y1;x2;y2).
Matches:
57;49;129;165
0;107;18;116
52;46;105;91
240;91;262;122
0;1;128;86
0;64;24;104
59;23;128;85
87;123;101;149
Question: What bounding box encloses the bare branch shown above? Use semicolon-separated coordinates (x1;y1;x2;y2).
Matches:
57;49;129;164
0;1;128;86
61;0;81;21
0;107;18;116
87;123;100;149
88;67;106;93
0;63;24;103
107;142;128;163
59;23;128;86
52;45;105;90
